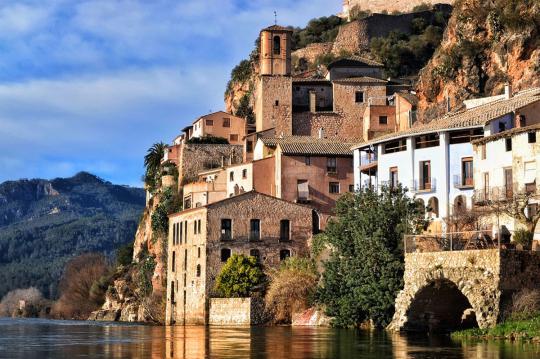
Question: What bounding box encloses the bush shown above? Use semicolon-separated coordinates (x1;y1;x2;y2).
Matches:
151;187;182;237
291;16;343;50
0;287;44;317
265;258;318;323
513;229;534;248
116;243;134;267
214;254;265;298
138;254;157;297
186;135;229;145
235;93;255;124
509;289;540;320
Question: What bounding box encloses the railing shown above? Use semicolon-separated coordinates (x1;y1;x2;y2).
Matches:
410;178;437;193
404;230;498;253
360;152;378;167
473;184;528;204
453;175;474;189
220;235;290;243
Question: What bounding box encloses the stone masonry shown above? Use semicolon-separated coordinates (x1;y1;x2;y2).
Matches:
389;249;540;332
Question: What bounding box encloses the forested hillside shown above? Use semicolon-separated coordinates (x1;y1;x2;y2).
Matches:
0;172;145;299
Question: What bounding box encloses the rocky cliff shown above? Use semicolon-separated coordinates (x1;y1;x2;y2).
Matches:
416;0;540;119
342;0;454;16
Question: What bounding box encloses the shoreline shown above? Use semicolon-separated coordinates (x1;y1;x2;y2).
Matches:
451;316;540;342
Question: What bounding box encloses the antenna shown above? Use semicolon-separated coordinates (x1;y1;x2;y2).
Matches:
274;11;277;25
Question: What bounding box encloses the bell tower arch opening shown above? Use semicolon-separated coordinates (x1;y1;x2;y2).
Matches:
405;279;478;332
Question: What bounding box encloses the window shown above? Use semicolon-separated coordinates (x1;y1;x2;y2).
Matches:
171;282;175;304
179;222;183;244
529;132;537;143
297;180;309;202
329;182;340;194
504;168;513;198
250;219;261;241
275;100;279;106
229;171;234;181
193;221;197;234
242;169;248;179
184;221;188;243
520;115;527;127
449;128;483;144
206;119;213;126
280;249;291;261
184;196;192;210
247;141;253;153
221;248;231;262
183;273;187;287
221;219;232;241
415;134;440;149
498;122;506;132
355;91;364;103
273;35;281;55
327;157;337;173
198;247;201;258
198;220;201;234
250;249;260;263
384;139;407;153
419;161;431;190
379;116;388;125
462;158;473;186
505;138;512;151
184;249;188;271
305;156;311;166
524;161;536;194
349;184;355;192
196;264;201;277
173;223;177;245
223;118;230;127
390;167;398;189
172;251;176;272
230;134;239;142
483;173;490;199
280;220;290;242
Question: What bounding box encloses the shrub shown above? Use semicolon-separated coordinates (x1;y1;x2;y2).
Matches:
116;243;134;267
151;187;181;237
235;93;255;124
509;289;540;320
265;258;319;323
513;229;534;248
138;254;157;297
214;254;265;298
0;287;44;317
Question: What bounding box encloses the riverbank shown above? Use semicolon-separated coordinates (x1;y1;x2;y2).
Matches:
452;315;540;342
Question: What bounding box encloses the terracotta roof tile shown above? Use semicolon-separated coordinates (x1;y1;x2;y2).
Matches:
472;123;540;145
261;25;293;32
333;76;387;84
262;136;357;156
352;88;540;149
327;56;384;69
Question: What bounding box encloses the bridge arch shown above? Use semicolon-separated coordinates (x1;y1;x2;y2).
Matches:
404;278;478;332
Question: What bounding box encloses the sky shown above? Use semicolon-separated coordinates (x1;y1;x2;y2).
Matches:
0;0;339;187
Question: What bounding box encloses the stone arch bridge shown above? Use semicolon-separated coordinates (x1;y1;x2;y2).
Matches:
388;249;540;332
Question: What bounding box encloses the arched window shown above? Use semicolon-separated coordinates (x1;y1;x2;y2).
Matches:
273;36;281;55
196;264;201;277
428;197;439;218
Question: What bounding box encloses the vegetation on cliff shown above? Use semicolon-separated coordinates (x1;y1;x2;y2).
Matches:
315;186;427;328
416;0;540;118
0;172;145;300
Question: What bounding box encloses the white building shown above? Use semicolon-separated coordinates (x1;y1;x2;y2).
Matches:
352;87;540;233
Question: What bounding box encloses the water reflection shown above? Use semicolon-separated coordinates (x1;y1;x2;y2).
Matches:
1;318;540;358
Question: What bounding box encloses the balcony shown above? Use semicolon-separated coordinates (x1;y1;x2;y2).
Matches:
453;175;474;189
410;178;437;193
473;185;518;204
360;153;378;172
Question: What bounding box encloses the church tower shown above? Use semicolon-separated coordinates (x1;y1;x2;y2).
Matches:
255;25;293;134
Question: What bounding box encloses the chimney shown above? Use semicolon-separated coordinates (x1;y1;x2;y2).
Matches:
318;128;324;139
309;91;317;113
505;83;512;100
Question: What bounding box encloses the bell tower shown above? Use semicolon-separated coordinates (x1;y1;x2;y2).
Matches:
259;25;292;76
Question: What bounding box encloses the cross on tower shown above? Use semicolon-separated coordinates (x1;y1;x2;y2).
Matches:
274;11;277;25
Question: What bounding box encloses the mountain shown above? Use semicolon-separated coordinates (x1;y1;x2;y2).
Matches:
416;0;540;119
0;172;145;299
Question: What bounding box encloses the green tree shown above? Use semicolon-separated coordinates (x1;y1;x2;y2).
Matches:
316;186;427;328
214;254;265;298
116;243;134;267
235;93;255;124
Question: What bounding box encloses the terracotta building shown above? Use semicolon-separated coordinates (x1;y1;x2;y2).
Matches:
165;191;313;325
190;111;247;145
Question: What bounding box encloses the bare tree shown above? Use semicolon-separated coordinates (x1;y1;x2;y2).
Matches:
484;187;540;234
0;287;44;317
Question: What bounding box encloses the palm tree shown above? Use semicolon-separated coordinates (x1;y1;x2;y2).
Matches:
144;142;167;190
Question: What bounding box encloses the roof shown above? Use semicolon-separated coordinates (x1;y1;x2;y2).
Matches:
352;88;540;150
169;190;310;217
195;111;241;123
396;92;419;106
327;56;384;70
261;25;293;32
472;123;540;145
261;136;357;156
182;125;193;132
292;78;332;84
333;76;387;84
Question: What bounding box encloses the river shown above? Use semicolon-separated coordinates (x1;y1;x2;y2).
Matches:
0;318;539;358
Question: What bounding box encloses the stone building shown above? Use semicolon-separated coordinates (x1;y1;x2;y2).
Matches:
165;191;313;325
182;167;228;209
189;111;247;145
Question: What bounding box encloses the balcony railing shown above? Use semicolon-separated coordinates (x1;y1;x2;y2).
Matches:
410;178;437;193
220;235;292;243
473;184;522;204
453;175;474;189
360;152;378;167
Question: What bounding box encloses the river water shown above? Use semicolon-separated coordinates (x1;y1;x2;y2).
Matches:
0;318;539;358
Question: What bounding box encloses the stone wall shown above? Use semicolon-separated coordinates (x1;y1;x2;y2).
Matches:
292;42;334;64
341;0;453;18
255;76;293;135
179;144;243;185
209;298;265;326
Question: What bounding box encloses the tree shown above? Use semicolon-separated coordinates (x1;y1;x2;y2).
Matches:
316;186;427;328
53;253;111;319
116;243;134;267
265;257;318;323
214;254;265;298
0;287;44;317
144;142;167;193
235;94;255;124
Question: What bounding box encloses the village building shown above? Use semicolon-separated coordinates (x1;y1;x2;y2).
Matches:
182;167;228;209
352;87;540;233
165;191;313;325
253;25;416;142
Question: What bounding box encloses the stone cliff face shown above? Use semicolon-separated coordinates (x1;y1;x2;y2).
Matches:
342;0;453;16
416;0;540;119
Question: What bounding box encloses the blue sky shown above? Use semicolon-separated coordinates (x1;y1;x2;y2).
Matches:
0;0;339;187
